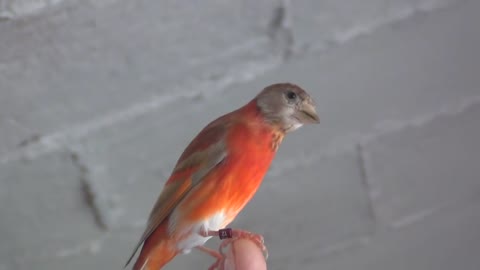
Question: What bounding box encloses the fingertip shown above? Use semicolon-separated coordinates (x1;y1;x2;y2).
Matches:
224;239;267;270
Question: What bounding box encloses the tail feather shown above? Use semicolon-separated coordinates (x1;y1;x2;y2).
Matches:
131;223;178;270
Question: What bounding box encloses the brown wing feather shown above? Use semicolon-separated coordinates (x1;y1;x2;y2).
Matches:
124;179;191;267
124;119;230;267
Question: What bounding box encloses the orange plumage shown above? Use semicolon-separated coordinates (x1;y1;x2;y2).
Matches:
125;83;319;270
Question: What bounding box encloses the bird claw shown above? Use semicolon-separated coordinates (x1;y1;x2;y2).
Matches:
199;228;269;269
196;246;225;270
208;258;224;270
218;228;269;260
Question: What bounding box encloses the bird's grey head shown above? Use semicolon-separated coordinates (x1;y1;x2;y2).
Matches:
256;83;319;132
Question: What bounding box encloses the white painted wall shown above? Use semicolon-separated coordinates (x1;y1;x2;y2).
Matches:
1;0;479;269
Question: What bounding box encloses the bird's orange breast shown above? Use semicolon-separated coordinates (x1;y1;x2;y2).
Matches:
221;121;280;214
182;120;282;226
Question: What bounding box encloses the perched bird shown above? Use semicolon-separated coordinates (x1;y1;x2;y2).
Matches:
125;83;319;270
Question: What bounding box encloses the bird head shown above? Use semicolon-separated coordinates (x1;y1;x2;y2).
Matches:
255;83;319;132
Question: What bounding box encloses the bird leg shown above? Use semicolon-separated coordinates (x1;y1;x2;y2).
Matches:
196;246;225;270
201;228;269;260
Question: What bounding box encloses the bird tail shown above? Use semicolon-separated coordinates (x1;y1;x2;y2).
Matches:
132;223;178;270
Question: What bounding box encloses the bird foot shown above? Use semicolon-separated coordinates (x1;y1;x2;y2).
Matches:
201;228;269;260
219;228;269;260
196;246;225;270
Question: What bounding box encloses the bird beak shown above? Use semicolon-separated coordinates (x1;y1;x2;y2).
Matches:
297;102;320;124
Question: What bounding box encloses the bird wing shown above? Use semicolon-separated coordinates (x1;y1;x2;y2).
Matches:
124;118;230;267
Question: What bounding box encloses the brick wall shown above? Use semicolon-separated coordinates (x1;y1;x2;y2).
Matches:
1;0;479;269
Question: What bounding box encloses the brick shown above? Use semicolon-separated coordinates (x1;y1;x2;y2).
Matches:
0;151;102;266
362;102;480;227
318;200;480;270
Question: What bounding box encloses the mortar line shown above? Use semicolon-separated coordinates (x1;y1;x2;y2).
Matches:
355;143;378;232
68;149;109;231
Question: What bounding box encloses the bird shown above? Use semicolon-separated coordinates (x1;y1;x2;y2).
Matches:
125;83;319;270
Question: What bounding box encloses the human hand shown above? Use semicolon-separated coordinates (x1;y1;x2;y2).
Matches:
222;239;267;270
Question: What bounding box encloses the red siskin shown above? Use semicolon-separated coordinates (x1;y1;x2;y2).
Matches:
125;83;319;270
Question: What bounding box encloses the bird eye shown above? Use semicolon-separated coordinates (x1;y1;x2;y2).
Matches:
286;91;297;100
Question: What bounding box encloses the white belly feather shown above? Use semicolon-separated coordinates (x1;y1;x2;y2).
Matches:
171;211;227;254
